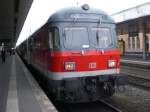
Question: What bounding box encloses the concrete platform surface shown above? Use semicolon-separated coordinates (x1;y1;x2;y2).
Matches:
0;54;57;112
121;59;150;66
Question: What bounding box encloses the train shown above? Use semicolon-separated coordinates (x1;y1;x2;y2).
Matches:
17;4;120;102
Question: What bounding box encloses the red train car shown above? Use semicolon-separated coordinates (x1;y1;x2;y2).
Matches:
18;4;120;102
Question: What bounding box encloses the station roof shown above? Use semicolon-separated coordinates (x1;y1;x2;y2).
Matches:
0;0;32;48
111;2;150;23
0;0;16;47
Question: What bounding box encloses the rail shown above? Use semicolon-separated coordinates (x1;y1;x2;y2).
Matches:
99;100;122;112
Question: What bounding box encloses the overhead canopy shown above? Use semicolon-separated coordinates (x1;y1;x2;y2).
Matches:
0;0;15;47
111;2;150;23
0;0;33;48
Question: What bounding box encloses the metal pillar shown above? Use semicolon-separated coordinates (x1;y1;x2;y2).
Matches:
143;20;146;60
139;18;146;60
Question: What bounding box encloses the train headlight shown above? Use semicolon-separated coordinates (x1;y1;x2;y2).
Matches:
108;60;116;68
65;62;76;70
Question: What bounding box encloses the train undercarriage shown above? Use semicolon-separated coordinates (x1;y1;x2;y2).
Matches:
48;75;118;103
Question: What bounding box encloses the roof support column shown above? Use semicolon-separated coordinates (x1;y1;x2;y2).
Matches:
139;18;146;60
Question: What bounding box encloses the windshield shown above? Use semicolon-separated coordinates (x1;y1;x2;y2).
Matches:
91;28;113;49
64;27;89;49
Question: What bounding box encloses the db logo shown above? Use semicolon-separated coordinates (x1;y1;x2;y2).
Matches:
89;62;96;69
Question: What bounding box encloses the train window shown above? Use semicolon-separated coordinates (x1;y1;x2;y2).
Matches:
64;27;89;49
49;28;60;49
91;28;113;48
49;32;53;49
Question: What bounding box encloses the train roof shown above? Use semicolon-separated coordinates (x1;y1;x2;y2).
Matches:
48;4;114;23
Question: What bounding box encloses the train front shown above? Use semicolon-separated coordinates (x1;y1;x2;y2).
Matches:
47;5;120;102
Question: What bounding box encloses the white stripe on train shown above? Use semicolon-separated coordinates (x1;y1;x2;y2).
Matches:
47;68;120;80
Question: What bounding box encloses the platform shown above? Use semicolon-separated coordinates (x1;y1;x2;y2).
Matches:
121;55;150;66
120;56;150;81
0;54;57;112
121;59;150;66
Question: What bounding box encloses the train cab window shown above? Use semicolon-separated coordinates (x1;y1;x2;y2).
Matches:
64;27;89;49
91;28;113;49
49;28;60;49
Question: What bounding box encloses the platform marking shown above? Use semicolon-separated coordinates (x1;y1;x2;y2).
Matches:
16;54;57;112
6;56;19;112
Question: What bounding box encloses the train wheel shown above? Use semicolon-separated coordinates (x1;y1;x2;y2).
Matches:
103;82;115;97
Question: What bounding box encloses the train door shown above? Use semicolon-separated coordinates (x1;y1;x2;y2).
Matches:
27;38;31;64
41;28;48;75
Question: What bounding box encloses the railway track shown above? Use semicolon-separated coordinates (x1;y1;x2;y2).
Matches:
54;100;122;112
99;100;122;112
127;75;150;91
120;63;150;91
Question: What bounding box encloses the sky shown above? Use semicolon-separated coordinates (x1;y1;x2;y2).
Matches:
16;0;150;47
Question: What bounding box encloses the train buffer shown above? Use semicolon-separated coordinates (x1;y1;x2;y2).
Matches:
0;54;57;112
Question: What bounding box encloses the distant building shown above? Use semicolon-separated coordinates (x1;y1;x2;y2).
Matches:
112;2;150;58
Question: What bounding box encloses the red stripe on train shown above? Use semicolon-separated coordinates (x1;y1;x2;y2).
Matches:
48;50;120;72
